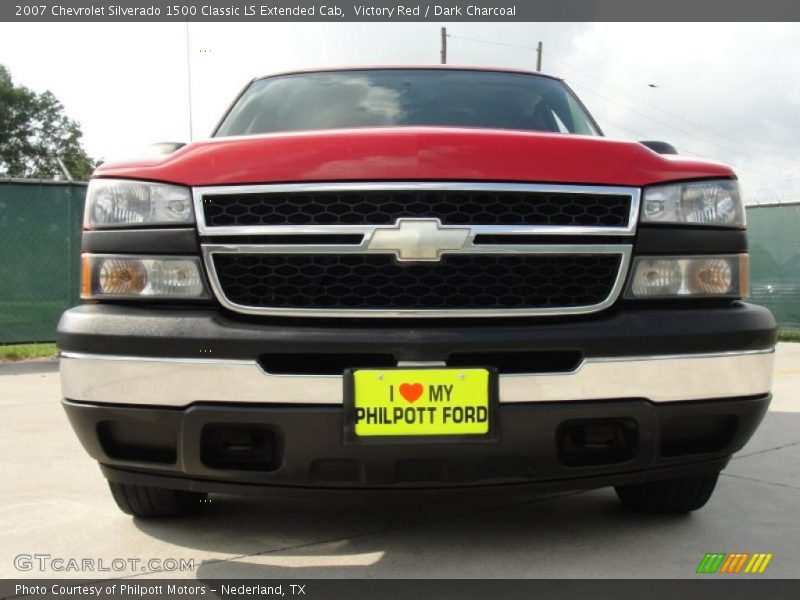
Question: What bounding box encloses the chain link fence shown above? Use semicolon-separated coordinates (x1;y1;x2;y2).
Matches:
0;182;797;344
748;202;800;329
0;179;86;344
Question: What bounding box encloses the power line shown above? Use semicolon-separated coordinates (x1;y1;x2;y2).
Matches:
745;190;800;198
744;187;800;194
541;50;800;170
585;99;788;180
446;32;800;177
567;80;796;178
585;96;800;186
743;184;800;192
447;33;539;52
592;112;712;159
185;21;194;142
739;173;800;183
450;34;800;172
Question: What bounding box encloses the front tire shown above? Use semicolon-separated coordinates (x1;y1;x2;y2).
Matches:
108;481;207;518
615;472;720;514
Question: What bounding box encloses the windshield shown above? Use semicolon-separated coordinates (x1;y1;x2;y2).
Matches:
215;69;600;137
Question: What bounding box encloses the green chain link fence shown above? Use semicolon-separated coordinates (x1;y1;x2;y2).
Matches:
748;202;800;329
0;179;86;344
0;181;797;344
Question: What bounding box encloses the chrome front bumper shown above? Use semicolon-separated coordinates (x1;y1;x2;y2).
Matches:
60;349;775;407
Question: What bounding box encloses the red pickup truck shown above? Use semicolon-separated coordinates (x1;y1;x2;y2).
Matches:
58;66;776;518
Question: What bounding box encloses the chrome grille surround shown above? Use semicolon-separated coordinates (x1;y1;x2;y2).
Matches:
200;184;634;229
196;182;640;236
195;182;640;318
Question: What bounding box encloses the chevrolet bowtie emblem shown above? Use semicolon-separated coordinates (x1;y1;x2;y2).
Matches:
367;219;470;261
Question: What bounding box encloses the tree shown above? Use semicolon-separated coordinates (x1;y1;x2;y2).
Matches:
0;64;95;180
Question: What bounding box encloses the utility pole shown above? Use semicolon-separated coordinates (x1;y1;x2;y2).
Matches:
185;21;194;141
56;157;73;181
440;27;447;64
536;41;543;71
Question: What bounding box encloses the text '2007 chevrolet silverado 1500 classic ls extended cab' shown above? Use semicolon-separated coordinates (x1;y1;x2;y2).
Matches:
57;67;776;518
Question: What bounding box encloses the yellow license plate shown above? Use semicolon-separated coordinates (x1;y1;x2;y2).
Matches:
350;368;491;437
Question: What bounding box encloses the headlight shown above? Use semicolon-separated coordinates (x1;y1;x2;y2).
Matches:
84;179;194;228
641;179;744;227
81;255;209;299
626;255;748;299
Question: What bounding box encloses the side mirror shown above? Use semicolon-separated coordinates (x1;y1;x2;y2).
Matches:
639;140;678;155
142;142;187;157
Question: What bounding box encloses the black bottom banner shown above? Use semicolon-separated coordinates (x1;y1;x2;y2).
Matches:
2;579;800;600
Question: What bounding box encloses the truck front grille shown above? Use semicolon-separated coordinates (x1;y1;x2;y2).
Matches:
195;182;639;317
212;253;623;311
202;188;632;228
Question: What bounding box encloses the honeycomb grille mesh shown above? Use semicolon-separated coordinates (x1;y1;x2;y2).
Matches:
211;254;622;311
202;190;632;228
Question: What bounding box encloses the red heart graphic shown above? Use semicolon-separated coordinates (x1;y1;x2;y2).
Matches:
398;383;424;403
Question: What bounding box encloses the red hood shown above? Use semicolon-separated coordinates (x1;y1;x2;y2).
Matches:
94;127;734;187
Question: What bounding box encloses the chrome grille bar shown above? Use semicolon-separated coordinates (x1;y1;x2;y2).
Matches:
201;245;632;318
194;182;641;236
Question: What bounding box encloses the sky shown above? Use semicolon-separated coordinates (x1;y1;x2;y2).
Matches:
0;21;799;203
